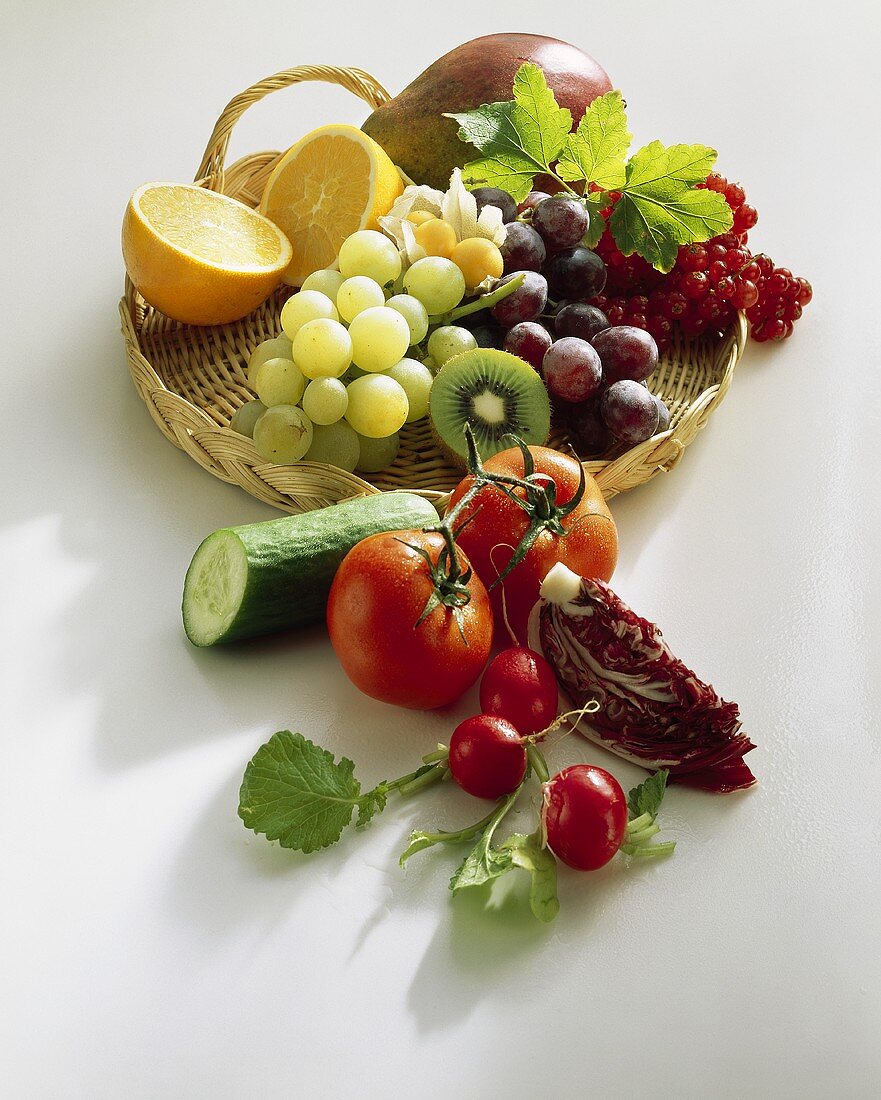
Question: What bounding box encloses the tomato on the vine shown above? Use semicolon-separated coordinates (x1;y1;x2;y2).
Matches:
447;445;617;644
326;530;493;710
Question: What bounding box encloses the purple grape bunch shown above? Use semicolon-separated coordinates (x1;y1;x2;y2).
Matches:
476;186;670;453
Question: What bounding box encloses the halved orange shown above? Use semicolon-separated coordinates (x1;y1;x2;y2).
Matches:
259;124;404;286
122;183;293;326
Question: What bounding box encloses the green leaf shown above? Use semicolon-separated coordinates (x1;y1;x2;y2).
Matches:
502;833;560;922
583;194;607;249
510;62;572;169
610;141;733;271
450;62;571;202
624;141;718;194
450;835;514;891
449;791;518;892
238;730;364;853
627;769;670;821
355;785;388;828
557;90;631;190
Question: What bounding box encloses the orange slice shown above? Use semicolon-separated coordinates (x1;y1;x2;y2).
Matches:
122;183;293;326
259;124;404;286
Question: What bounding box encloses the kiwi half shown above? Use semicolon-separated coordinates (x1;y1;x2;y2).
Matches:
429;348;551;467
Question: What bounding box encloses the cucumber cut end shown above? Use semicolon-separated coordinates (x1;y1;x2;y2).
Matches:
182;530;248;646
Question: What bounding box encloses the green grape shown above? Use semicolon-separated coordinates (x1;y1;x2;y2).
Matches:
336;276;386;323
280;290;339;340
254;357;307;407
385;358;433;422
302;377;348;425
355;432;400;473
402;257;466;315
426;325;478;367
348;306;410;373
252;405;313;464
421;355;438;374
229;399;267;438
292;318;353;379
345;375;409;438
247;335;293;385
386;294;430;345
304;422;360;472
300;269;345;299
338;230;402;285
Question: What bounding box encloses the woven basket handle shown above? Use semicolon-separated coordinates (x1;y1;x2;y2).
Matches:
195;65;392;192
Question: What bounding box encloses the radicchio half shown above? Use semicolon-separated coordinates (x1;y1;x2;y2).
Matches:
537;564;756;793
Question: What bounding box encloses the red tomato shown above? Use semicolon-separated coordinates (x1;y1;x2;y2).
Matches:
326;530;493;710
447;446;617;644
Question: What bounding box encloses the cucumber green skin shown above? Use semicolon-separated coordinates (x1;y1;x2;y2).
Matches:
185;492;438;645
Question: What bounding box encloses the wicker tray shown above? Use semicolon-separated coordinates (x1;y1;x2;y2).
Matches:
119;65;747;515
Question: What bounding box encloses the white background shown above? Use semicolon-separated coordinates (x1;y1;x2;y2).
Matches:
2;1;880;1096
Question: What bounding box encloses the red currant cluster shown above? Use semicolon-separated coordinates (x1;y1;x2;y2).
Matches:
590;173;811;350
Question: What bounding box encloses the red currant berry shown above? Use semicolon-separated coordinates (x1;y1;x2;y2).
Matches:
627;313;648;329
705;172;728;192
734;280;760;309
724;182;746;209
607;303;626;325
725;248;748;272
647;315;672;341
708;243;729;263
709;260;728;283
764;318;786;341
680;244;709;272
768;271;790;296
716;276;737;300
665;291;688;318
682;271;710;300
699;292;723;321
796;278;813;306
741;260;761;282
733;205;758;232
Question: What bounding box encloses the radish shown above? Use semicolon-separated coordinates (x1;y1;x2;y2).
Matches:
449;715;528;799
479;646;559;735
541;764;627;870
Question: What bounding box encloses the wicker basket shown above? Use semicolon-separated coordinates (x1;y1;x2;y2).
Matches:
119;65;747;514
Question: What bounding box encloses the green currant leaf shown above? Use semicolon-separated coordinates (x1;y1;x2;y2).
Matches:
557;90;631;191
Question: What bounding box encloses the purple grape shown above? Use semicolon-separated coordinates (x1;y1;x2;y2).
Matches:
504;322;553;370
471;187;517;224
567;398;613;455
653;393;671;433
500;222;547;274
469;322;504;349
555;303;610;343
518;190;552;214
592;326;659;383
601;380;660;444
542;338;603;403
544;247;607;300
532;196;590;250
491;271;548;328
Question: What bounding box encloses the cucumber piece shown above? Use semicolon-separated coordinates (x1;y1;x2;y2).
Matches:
182;492;438;646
